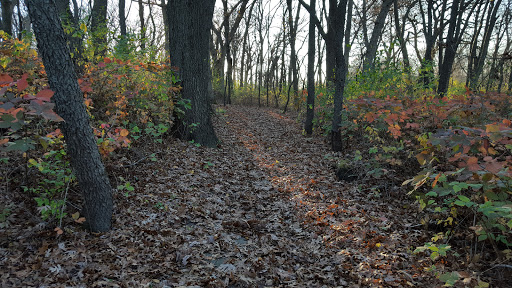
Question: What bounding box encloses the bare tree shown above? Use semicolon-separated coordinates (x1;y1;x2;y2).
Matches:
304;0;315;135
437;0;478;97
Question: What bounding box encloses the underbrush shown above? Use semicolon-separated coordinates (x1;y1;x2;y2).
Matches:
0;34;180;228
313;65;512;285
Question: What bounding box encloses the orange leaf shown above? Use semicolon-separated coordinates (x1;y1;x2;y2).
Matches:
467;157;480;172
0;138;8;145
0;73;13;85
485;124;500;133
120;128;129;137
104;57;112;64
17;78;28;92
432;173;442;188
485;161;504;174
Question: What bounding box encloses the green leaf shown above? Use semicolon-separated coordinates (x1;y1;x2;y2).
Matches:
426;191;438;197
4;139;35;152
478;234;488;241
439;272;459;286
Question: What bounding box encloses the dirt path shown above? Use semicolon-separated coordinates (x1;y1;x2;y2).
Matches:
1;105;430;287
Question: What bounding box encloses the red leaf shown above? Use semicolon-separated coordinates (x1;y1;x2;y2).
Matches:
485;161;504;174
17;76;28;92
104;57;112;64
36;89;54;102
467;157;480;172
0;73;13;85
98;62;106;68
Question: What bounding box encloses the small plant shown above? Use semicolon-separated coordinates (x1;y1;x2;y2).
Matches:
117;178;135;197
25;147;74;221
203;161;214;169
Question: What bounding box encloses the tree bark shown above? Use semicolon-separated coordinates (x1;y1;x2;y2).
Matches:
55;0;84;74
138;0;145;50
26;0;113;232
418;0;447;88
0;0;13;36
90;0;108;57
362;0;394;71
305;0;316;136
331;0;348;152
467;0;502;90
438;0;477;97
167;0;218;147
286;0;300;112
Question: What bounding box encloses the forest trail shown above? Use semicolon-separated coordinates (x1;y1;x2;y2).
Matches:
2;105;430;287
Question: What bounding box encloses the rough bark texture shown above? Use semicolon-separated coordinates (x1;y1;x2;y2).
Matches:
331;0;348;152
90;0;108;57
26;0;113;232
167;0;218;147
1;0;13;36
304;0;316;136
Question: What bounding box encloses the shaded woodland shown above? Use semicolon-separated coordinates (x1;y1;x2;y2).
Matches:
1;0;512;286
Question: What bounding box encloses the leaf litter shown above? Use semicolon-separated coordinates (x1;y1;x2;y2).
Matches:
1;105;439;287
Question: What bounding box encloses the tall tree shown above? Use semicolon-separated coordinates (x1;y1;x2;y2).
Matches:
138;0;146;50
304;0;315;135
90;0;108;57
1;0;13;36
299;0;346;84
167;0;218;147
437;0;477;97
55;0;84;74
116;0;129;57
467;0;502;90
417;0;447;88
26;0;113;232
331;0;348;152
239;2;255;88
284;0;300;113
362;0;394;71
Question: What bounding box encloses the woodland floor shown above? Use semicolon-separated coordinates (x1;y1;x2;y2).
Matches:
1;105;508;287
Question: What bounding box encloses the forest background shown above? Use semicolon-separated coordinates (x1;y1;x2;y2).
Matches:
1;0;512;286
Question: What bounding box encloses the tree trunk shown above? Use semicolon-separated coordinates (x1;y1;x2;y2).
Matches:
161;0;169;56
55;0;84;74
468;0;502;90
304;0;316;136
1;0;13;36
286;0;300;111
438;0;477;96
331;0;348;152
362;0;394;71
116;0;129;57
138;0;145;50
90;0;108;57
26;0;113;232
393;0;411;69
167;0;218;147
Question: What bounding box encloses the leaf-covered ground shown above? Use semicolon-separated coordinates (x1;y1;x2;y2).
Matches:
2;105;494;287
